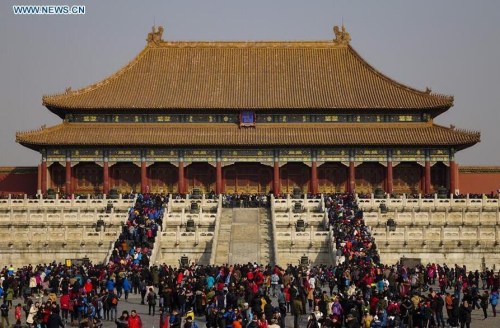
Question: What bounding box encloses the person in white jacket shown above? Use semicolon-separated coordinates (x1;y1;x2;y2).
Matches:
26;302;39;328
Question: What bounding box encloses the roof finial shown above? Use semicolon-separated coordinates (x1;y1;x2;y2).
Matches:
147;25;164;46
333;24;350;45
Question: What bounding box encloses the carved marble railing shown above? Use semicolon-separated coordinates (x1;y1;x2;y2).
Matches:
0;194;136;209
371;226;500;248
164;210;218;226
272;194;323;211
0;210;128;226
357;194;500;211
363;209;500;227
209;195;223;265
270;195;280;266
0;228;120;247
169;194;219;212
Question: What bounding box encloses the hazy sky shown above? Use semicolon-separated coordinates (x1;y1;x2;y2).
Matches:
1;0;499;166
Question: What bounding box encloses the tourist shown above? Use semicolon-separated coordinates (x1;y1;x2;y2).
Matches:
458;300;472;328
0;301;9;328
26;302;38;328
169;308;182;328
14;303;22;323
128;309;142;328
490;288;498;317
115;310;129;328
147;287;157;316
480;290;489;319
47;308;65;328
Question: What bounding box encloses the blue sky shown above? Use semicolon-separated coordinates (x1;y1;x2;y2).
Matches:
1;0;499;165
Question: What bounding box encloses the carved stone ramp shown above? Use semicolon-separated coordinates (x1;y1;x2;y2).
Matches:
229;208;261;264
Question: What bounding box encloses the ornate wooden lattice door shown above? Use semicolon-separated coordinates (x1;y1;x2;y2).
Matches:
355;163;384;194
49;163;65;192
186;163;215;193
149;163;178;193
280;163;310;194
318;163;348;193
393;163;422;194
111;163;140;193
74;163;103;193
431;162;448;192
223;164;271;194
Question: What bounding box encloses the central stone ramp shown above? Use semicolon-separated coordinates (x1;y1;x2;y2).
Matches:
230;208;261;264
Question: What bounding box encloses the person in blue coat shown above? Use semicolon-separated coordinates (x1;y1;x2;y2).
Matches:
123;276;132;301
106;278;115;293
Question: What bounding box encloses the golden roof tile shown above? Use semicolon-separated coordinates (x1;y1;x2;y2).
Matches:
42;38;453;110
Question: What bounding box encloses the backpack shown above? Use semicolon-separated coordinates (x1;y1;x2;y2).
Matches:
111;296;118;305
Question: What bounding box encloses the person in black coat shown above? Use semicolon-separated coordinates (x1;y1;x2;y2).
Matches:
47;309;65;328
458;300;471;328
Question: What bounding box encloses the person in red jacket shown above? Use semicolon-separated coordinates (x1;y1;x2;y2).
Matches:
59;293;70;322
128;309;143;328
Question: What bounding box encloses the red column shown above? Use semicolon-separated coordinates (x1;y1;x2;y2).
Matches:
273;161;280;196
37;163;42;193
178;161;185;194
311;161;318;194
216;161;223;194
41;160;47;194
103;161;109;194
424;160;431;194
386;161;393;194
450;160;457;194
141;161;148;194
65;160;72;194
348;161;355;193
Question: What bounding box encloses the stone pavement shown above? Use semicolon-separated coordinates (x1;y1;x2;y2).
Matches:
4;290;500;327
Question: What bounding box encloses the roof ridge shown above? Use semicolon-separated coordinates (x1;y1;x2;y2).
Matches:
347;46;454;105
155;40;345;48
42;46;152;105
432;123;481;136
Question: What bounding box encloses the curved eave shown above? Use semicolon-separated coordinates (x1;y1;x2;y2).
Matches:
16;122;480;152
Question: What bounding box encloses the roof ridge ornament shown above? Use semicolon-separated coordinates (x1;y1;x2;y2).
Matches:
333;25;351;45
147;25;164;46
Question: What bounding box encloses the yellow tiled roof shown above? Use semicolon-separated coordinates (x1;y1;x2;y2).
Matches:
42;41;453;110
16;122;479;149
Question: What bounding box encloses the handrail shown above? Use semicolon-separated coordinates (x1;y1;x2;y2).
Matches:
103;241;115;264
270;195;280;266
149;234;161;266
209;194;223;265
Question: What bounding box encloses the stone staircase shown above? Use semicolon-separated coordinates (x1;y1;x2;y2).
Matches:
214;208;233;264
213;208;276;265
259;208;275;265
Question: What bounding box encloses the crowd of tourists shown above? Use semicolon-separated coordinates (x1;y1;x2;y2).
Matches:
108;193;166;267
222;194;270;208
0;192;500;328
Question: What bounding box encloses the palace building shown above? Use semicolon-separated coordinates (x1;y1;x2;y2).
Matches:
16;26;480;195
